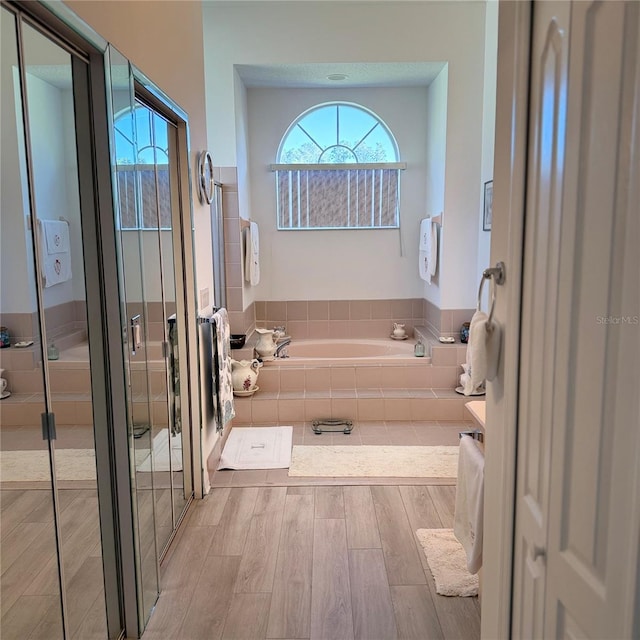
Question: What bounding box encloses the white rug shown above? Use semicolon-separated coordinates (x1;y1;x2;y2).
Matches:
1;430;183;482
288;445;459;477
416;528;479;597
0;449;97;482
136;430;183;472
218;426;293;470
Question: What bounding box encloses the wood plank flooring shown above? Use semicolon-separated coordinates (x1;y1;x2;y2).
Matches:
142;485;480;640
0;488;106;640
1;422;478;639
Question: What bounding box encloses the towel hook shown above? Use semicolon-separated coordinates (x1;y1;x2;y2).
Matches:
477;261;505;328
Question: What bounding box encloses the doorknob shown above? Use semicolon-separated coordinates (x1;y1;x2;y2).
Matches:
532;545;546;561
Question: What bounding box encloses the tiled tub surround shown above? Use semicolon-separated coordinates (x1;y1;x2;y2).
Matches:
218;171;471;340
0;300;87;348
0;341;169;427
232;337;469;424
255;298;426;340
424;298;475;339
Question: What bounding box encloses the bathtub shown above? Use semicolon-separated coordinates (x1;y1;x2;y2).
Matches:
255;338;433;397
271;338;425;366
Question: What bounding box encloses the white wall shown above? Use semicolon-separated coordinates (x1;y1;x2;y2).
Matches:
0;45;85;316
1;20;34;314
203;0;489;310
26;73;85;310
423;65;448;307
233;69;256;307
67;0;213;313
246;86;428;301
477;0;499;310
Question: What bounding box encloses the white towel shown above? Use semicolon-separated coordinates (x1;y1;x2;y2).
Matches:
419;250;430;282
244;220;260;286
37;220;72;287
41;219;70;254
463;310;501;395
212;308;235;430
419;217;431;250
418;217;438;283
454;435;484;574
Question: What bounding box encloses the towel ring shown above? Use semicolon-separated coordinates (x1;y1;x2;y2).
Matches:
477;261;505;328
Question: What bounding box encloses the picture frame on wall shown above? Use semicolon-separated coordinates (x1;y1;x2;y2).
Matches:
483;180;493;231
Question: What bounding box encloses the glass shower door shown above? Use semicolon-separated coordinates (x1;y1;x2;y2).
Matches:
109;50;160;628
108;50;194;631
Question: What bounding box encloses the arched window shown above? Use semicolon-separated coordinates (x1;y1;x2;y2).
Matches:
114;104;172;229
271;102;405;230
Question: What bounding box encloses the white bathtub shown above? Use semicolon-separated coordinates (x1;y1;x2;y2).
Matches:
273;338;423;366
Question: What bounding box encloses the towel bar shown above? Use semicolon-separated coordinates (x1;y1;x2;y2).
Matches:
459;430;484;443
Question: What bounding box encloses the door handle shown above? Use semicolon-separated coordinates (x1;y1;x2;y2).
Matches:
532;545;546;562
130;315;141;355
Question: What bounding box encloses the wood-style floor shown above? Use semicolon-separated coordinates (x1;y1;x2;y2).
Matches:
141;484;480;640
0;487;107;640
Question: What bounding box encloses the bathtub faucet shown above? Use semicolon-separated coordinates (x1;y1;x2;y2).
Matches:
274;338;291;358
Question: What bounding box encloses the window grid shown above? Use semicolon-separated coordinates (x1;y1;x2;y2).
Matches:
274;102;403;230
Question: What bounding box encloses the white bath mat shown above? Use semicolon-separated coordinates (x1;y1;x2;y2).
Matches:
0;449;97;482
136;430;183;473
416;528;479;597
218;426;293;470
288;445;458;477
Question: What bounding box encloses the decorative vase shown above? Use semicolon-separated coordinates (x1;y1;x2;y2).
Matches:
230;359;261;392
460;322;471;344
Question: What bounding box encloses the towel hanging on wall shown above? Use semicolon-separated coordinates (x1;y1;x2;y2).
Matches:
463;310;501;395
42;219;70;254
212;308;235;430
244;220;260;286
454;434;485;574
37;219;72;287
418;217;438;283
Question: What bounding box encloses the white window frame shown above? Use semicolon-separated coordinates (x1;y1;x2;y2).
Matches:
272;102;405;230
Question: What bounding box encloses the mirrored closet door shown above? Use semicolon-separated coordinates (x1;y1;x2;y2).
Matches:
1;6;117;638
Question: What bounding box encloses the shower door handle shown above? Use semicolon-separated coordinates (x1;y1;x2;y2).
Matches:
130;315;142;356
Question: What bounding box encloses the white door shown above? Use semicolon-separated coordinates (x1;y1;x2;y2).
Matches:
511;1;571;635
513;1;640;638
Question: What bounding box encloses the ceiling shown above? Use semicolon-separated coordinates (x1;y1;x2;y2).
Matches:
235;61;446;89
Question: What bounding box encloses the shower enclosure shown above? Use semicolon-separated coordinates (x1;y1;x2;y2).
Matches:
108;48;196;627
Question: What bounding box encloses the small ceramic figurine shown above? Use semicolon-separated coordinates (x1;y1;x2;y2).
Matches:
0;368;9;399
